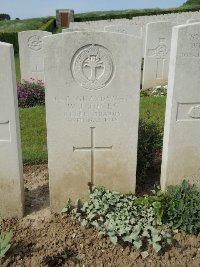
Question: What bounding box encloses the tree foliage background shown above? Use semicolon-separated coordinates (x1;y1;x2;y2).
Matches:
182;0;200;6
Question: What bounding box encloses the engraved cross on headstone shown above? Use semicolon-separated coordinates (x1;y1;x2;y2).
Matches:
73;127;112;184
147;38;168;79
32;64;43;81
84;55;103;82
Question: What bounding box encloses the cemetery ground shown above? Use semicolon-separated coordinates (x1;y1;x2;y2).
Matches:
1;163;200;267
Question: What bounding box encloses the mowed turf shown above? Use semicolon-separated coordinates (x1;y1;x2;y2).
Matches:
19;106;47;164
140;96;166;129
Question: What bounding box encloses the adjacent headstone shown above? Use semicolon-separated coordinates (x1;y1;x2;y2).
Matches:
104;25;142;38
56;9;74;28
0;42;24;218
18;30;52;82
161;23;200;190
44;31;142;211
62;28;89;33
142;22;173;90
187;18;200;24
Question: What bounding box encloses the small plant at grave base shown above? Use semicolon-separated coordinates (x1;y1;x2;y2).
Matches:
62;187;172;253
17;78;45;108
0;229;13;257
62;248;73;260
137;115;163;181
162;180;200;235
140;85;167;97
140;90;149;97
151;85;167;97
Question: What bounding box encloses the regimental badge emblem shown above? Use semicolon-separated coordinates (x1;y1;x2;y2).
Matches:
28;35;42;51
188;105;200;119
71;44;114;90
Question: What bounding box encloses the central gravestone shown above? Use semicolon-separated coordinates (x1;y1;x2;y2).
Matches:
44;32;142;211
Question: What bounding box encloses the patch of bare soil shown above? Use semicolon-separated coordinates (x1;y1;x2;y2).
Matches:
0;164;200;267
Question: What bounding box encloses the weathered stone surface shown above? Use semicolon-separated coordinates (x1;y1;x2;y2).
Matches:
187;18;200;24
104;25;142;38
62;28;89;33
161;23;200;190
18;30;52;81
142;22;173;89
44;31;142;211
0;42;24;218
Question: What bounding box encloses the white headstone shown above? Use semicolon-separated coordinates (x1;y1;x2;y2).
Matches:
62;28;89;33
187;18;200;24
18;30;52;82
44;31;142;211
142;22;173;89
0;42;24;218
104;25;142;38
161;23;200;190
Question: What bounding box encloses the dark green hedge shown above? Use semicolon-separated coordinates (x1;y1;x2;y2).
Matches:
0;32;18;53
38;18;56;32
74;6;200;22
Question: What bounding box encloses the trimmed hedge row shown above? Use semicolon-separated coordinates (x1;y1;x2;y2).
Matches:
0;32;18;53
74;6;200;21
0;18;56;54
38;18;56;32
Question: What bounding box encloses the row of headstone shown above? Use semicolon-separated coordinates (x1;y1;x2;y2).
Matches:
69;11;200;56
63;22;174;90
70;11;200;29
18;16;200;91
17;22;169;91
1;22;200;218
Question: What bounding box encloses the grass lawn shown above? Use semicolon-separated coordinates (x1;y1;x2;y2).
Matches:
140;96;166;129
19;106;47;164
0;17;53;33
19;97;166;164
